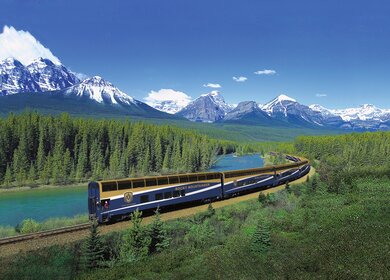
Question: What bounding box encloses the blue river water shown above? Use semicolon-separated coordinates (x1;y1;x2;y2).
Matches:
0;154;263;226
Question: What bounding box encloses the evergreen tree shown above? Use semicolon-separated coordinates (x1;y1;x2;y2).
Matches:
153;134;163;172
149;208;170;254
27;162;36;184
63;149;73;184
207;203;216;217
2;164;13;187
251;220;271;254
84;219;105;269
76;134;88;181
121;209;151;262
162;145;171;172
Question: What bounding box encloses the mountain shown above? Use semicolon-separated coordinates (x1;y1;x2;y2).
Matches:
223;101;275;125
0;57;79;95
176;91;234;122
63;76;136;106
0;58;40;95
330;104;390;122
0;58;182;120
27;57;79;91
311;104;390;130
261;94;329;127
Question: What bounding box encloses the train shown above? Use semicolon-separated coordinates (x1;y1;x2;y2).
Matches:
88;155;310;223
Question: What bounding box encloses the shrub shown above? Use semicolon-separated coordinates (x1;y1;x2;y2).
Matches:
17;218;41;234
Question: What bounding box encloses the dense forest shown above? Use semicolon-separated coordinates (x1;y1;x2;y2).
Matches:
0;112;235;187
295;131;390;192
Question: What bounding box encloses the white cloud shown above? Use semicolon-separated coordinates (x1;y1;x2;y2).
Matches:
73;72;90;81
254;69;276;75
316;93;327;97
232;76;247;82
144;89;192;114
203;83;221;89
0;25;61;65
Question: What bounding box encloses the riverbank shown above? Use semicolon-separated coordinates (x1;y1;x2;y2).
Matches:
0;182;86;194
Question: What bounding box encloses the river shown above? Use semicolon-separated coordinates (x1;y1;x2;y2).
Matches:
0;154;263;226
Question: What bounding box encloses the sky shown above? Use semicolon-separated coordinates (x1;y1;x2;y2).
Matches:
1;0;390;108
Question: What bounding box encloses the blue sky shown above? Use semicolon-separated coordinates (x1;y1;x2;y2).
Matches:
2;0;390;108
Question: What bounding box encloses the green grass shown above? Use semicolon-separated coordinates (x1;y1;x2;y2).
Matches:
0;214;88;238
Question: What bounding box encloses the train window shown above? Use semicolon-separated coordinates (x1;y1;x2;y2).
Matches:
179;176;189;183
155;193;163;200
206;174;214;180
133;180;145;188
198;175;206;181
102;182;117;192
158;177;169;186
146;179;157;187
188;175;198;182
140;195;149;203
169;176;179;184
180;190;186;196
173;190;180;197
164;192;172;199
118;181;131;190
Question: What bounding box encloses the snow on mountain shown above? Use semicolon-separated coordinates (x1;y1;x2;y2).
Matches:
309;104;337;118
203;91;235;113
261;94;297;117
64;76;136;106
224;101;273;124
0;57;40;95
0;57;78;95
27;58;79;91
329;104;390;122
144;89;192;114
176;91;233;122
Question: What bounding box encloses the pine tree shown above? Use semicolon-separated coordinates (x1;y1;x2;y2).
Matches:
141;147;151;175
36;133;46;176
251;220;271;254
149;208;170;254
63;149;73;184
84;219;104;269
153;134;163;172
27;162;36;184
207;203;216;217
162;146;171;172
120;209;151;262
2;164;13;187
76;134;88;181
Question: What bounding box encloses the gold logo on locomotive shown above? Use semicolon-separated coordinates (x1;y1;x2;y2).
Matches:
124;192;133;203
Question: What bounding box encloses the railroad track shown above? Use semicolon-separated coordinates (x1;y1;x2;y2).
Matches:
0;223;91;246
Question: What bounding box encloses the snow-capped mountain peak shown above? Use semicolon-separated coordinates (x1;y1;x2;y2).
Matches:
276;94;296;102
202;91;234;112
65;76;135;105
26;57;79;91
330;104;388;121
176;91;233;122
0;57;24;69
262;94;298;117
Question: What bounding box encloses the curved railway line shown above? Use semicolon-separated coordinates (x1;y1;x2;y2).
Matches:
0;157;314;256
